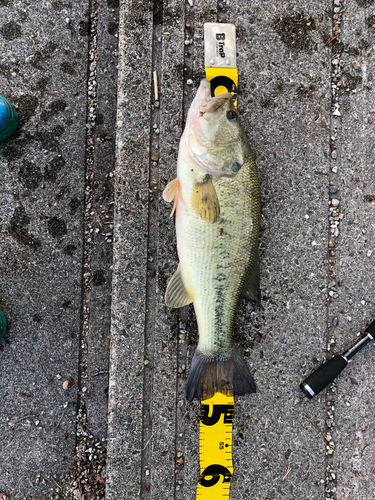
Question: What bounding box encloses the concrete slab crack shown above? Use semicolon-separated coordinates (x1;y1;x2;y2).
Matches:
326;1;344;498
69;0;118;497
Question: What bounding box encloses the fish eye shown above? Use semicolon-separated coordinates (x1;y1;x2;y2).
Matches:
227;110;237;121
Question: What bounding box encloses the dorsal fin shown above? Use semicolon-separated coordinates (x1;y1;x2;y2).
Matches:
165;264;193;308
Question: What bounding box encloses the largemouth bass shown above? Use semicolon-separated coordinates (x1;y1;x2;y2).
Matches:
163;79;261;401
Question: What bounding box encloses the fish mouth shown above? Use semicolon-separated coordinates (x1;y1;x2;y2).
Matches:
199;93;232;119
188;79;232;122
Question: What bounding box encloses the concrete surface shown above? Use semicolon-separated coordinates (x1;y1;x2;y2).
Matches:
0;0;88;498
108;0;375;499
0;0;118;499
0;0;374;499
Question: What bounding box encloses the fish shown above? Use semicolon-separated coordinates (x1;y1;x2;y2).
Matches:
163;79;261;401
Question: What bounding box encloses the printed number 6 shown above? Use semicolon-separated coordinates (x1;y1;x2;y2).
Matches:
198;464;232;487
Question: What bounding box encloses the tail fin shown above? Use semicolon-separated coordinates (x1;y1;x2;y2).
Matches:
186;345;256;401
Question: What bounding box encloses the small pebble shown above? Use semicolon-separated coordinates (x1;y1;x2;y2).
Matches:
331;199;340;207
63;380;72;390
331;166;338;173
352;60;360;70
367;250;372;257
332;109;341;117
186;79;193;85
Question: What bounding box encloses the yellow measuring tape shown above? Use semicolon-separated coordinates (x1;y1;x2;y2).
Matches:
197;393;234;499
197;23;238;500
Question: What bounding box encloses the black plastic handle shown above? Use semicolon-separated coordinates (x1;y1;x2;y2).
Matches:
300;319;375;399
300;355;348;398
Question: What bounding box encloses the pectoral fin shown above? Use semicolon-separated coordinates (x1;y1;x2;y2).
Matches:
191;175;220;224
241;251;261;304
163;178;182;216
165;265;193;308
163;178;179;202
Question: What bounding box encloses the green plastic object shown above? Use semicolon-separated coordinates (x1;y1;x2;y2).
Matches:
0;309;7;339
0;94;18;142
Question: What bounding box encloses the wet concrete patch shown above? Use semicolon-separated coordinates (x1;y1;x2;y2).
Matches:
260;96;276;108
44;155;66;182
107;21;118;34
9;205;41;249
272;12;317;52
47;216;67;238
0;63;11;77
51;1;73;10
32;77;50;93
29;41;59;68
40;99;67;121
64;243;77;255
92;270;106;286
355;0;374;7
342;72;362;91
18;160;42;189
79;19;90;36
14;94;38;123
69;196;81;214
358;38;371;51
34;129;61;150
60;61;77;75
296;84;316;99
0;21;21;40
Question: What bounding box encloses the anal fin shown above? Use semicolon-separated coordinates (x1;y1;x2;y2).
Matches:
165;264;193;308
191;175;220;224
